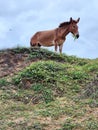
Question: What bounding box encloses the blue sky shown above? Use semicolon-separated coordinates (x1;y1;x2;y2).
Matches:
0;0;98;59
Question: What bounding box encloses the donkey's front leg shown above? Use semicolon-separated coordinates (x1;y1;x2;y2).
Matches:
59;44;63;53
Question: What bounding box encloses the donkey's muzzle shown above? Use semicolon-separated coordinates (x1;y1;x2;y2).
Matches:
76;34;79;39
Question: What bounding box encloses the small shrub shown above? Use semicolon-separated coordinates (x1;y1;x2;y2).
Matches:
85;119;98;130
0;79;9;87
70;71;88;80
61;119;78;130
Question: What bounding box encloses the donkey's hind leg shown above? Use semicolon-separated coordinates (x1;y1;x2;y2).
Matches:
38;43;41;48
32;43;41;53
31;42;41;48
54;42;58;52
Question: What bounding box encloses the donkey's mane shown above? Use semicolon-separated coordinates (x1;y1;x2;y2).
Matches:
59;21;70;28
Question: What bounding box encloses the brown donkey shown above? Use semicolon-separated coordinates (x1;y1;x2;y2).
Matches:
30;17;80;53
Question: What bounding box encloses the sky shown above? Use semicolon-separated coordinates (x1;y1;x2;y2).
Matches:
0;0;98;59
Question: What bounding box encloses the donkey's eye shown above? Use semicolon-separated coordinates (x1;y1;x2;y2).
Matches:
73;25;76;29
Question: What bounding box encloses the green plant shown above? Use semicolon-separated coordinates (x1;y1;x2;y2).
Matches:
85;119;98;130
0;79;9;87
61;119;78;130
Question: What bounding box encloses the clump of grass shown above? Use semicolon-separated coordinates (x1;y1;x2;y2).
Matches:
79;74;98;107
0;78;10;87
72;34;78;41
60;119;79;130
85;119;98;130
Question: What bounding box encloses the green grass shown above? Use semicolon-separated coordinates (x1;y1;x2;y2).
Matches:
0;47;98;130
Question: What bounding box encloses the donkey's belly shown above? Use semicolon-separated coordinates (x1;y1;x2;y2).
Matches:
40;40;55;47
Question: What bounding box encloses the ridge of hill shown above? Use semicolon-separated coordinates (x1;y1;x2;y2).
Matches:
0;47;98;130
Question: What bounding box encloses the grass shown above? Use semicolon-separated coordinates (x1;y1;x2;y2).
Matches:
0;47;98;130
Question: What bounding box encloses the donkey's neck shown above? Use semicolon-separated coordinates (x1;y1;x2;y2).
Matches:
59;25;70;38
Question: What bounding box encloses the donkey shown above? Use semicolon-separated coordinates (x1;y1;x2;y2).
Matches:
30;17;80;53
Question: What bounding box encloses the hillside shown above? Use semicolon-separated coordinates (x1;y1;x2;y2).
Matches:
0;47;98;130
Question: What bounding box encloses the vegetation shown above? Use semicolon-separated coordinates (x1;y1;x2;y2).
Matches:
0;47;98;130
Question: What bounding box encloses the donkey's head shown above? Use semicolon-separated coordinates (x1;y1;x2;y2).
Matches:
69;17;80;39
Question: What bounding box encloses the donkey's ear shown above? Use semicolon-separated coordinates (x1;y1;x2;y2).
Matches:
77;18;80;23
70;17;73;22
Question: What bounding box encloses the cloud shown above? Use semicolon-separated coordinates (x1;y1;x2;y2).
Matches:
0;0;98;58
